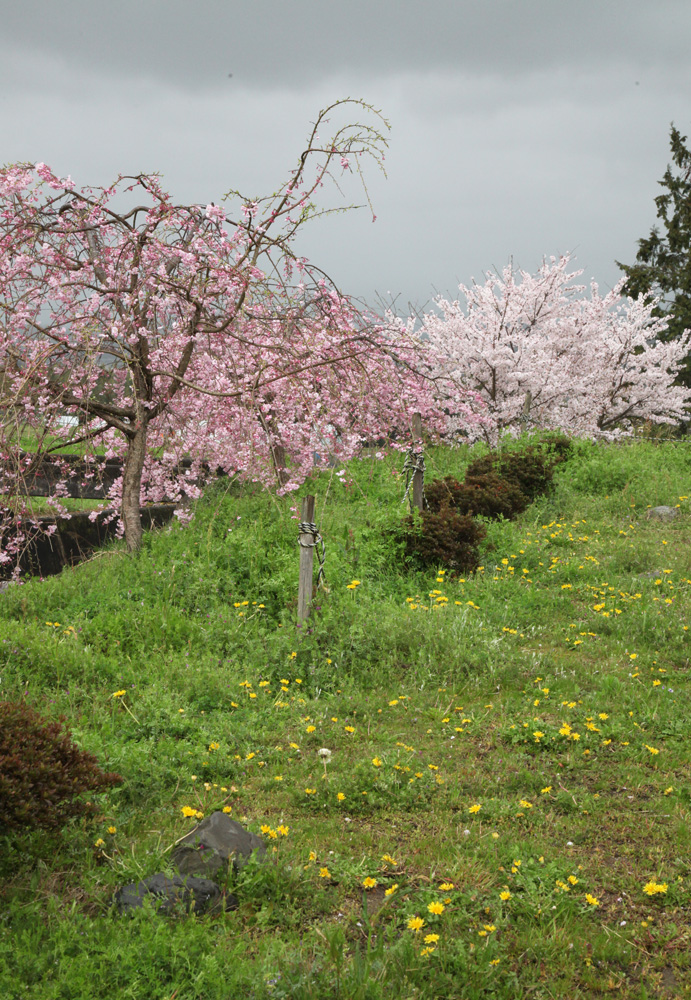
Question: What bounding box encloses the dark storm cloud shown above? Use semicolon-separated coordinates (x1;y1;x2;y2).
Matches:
2;0;690;91
1;1;691;309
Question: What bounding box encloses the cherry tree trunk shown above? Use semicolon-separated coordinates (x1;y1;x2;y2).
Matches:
257;403;290;487
272;442;290;487
121;423;148;552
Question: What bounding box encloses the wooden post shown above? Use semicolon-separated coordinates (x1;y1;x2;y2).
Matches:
297;495;316;623
412;411;424;513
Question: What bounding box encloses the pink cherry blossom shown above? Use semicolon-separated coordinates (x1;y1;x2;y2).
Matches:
417;254;691;445
1;100;480;575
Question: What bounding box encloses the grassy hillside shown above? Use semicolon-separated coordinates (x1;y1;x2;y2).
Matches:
0;437;689;999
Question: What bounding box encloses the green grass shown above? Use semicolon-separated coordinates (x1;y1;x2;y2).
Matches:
6;496;108;515
1;435;690;999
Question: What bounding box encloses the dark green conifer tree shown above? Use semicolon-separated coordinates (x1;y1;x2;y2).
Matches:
617;124;691;389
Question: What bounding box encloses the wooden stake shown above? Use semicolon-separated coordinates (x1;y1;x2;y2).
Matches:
297;495;316;622
412;411;424;513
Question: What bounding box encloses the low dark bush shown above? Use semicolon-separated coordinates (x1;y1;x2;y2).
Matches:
0;700;122;833
402;506;486;573
397;434;573;577
465;435;572;502
425;473;528;520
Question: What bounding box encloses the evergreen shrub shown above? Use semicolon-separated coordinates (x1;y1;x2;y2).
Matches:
425;472;527;520
465;434;572;502
0;700;122;833
402;507;486;573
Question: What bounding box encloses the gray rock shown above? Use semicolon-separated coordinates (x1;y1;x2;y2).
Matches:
114;873;237;916
645;505;680;522
173;843;227;878
171;812;267;876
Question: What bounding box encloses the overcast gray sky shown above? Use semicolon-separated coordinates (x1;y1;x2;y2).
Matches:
2;0;690;313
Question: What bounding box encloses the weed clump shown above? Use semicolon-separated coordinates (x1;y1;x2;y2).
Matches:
0;700;122;834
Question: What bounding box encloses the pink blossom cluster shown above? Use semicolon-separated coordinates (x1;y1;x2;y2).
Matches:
0;126;478;569
416;255;691;445
4;122;687;578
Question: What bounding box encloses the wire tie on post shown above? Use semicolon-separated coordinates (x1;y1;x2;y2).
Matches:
297;520;327;589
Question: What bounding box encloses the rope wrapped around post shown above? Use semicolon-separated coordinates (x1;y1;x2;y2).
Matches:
401;448;426;512
297;521;327;590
